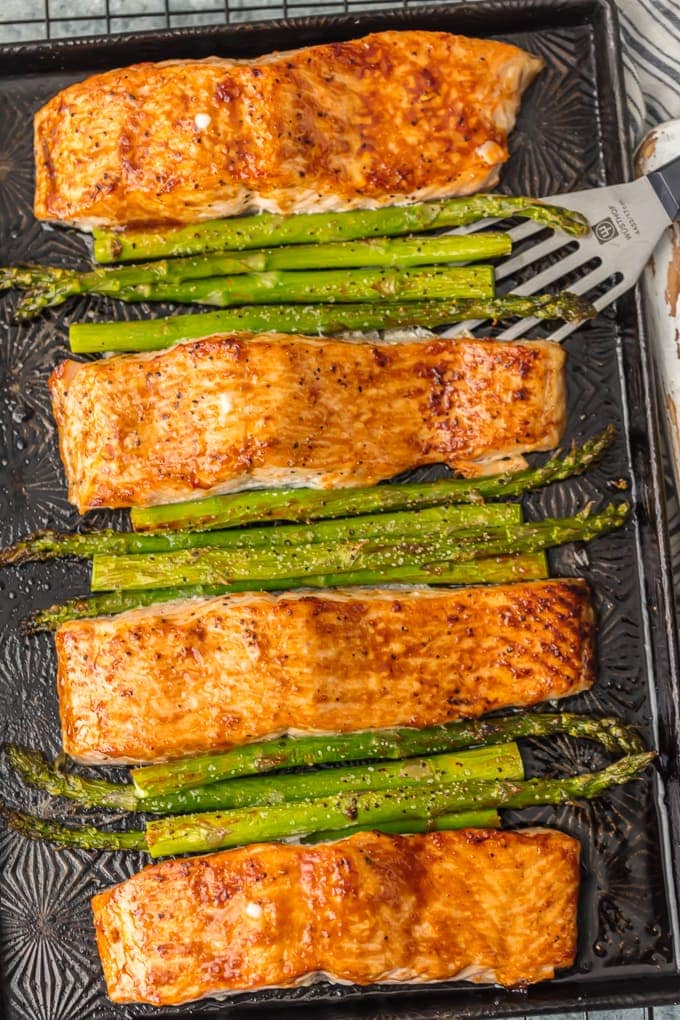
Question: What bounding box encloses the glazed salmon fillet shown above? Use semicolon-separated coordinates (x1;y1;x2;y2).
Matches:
57;580;595;763
34;31;543;228
49;333;566;513
92;828;580;1005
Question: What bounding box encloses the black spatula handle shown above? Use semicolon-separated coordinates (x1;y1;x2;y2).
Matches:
649;153;680;220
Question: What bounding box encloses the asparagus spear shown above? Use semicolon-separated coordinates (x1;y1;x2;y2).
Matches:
0;804;491;851
69;292;596;354
0;805;147;851
0;503;521;567
90;503;629;592
1;754;654;857
0;265;63;291
301;810;501;842
92;195;588;263
132;713;646;798
50;264;496;314
145;752;655;856
5;743;523;815
24;552;548;632
131;427;616;533
10;233;512;319
5;746;139;812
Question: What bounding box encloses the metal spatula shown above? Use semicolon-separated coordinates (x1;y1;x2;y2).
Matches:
445;153;680;341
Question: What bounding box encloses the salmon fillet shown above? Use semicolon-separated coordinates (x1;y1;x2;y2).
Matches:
57;580;595;763
49;333;566;513
34;31;543;228
92;828;580;1005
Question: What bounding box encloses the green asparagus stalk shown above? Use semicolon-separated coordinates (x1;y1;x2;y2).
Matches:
55;264;495;311
69;292;596;354
5;743;523;815
132;713;646;798
0;804;147;851
92;195;588;263
0;803;493;851
5;746;139;811
131;427;616;533
23;552;548;632
0;265;63;291
1;503;521;567
302;810;501;841
144;753;655;857
90;503;629;592
302;810;502;842
11;233;512;319
1;754;653;857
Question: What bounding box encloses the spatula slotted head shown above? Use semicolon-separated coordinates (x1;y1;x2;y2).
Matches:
444;157;680;341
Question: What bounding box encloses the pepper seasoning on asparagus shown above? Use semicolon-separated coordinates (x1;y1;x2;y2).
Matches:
0;804;490;852
69;292;596;354
5;712;645;805
0;754;655;857
144;753;655;858
8;233;512;319
0;503;521;567
129;427;616;533
0;429;614;563
4;743;524;815
24;553;549;632
15;263;496;320
89;503;629;593
91;194;588;263
130;712;646;798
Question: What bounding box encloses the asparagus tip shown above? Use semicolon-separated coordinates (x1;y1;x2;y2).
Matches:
581;423;617;457
0;801;148;851
13;293;37;322
0;802;43;842
558;212;589;237
3;743;51;785
549;425;616;479
20;596;94;635
591;716;646;755
580;500;629;529
18;612;47;637
0;530;53;568
615;750;657;781
608;500;630;523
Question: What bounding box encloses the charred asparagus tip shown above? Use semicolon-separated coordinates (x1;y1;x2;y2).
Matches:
0;802;148;851
0;530;56;567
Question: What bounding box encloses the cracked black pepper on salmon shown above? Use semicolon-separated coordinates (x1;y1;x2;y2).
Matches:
34;31;543;228
49;333;566;513
56;579;595;764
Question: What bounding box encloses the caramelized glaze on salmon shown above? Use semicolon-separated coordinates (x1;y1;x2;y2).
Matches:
92;828;580;1005
49;333;566;513
57;580;595;763
34;31;543;228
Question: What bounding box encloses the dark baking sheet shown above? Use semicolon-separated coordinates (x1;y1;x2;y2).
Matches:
1;1;680;1017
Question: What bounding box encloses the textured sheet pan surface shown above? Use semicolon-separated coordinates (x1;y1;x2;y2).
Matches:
0;3;679;1018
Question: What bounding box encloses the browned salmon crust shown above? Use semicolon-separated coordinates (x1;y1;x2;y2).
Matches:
49;333;567;513
92;828;580;1005
34;31;543;228
57;580;595;764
